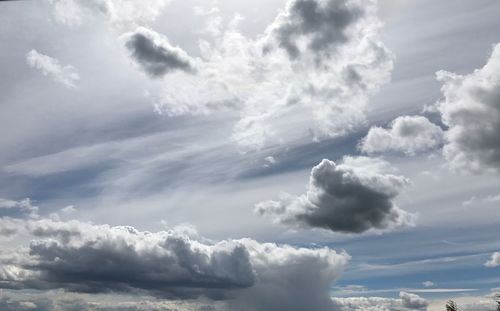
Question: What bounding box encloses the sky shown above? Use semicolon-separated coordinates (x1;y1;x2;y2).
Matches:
0;0;500;310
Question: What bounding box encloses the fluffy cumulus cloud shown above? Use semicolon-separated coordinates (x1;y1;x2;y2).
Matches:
48;0;171;26
400;291;429;310
26;50;80;88
148;0;393;149
360;116;444;155
485;252;500;267
332;291;428;311
0;199;349;311
436;43;500;173
121;27;197;78
255;157;415;234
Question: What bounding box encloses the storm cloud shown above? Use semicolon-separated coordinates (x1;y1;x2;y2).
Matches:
0;207;348;311
255;157;414;233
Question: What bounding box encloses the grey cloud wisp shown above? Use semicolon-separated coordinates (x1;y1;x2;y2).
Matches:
122;27;197;78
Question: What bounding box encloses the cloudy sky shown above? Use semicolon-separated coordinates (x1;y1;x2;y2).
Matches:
1;0;500;310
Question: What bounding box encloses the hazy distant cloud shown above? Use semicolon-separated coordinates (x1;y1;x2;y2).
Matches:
0;209;348;311
422;281;435;288
360;116;444;155
436;43;500;174
122;27;197;78
485;252;500;267
332;291;428;311
256;157;414;233
49;0;171;26
26;50;80;88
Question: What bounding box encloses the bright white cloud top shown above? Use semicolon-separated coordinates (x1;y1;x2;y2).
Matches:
436;43;500;174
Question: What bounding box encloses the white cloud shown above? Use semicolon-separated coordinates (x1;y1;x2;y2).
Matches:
437;43;500;174
26;50;80;88
360;116;444;155
150;0;393;150
400;291;428;310
0;198;39;220
256;156;415;233
422;281;435;288
485;252;500;267
49;0;171;26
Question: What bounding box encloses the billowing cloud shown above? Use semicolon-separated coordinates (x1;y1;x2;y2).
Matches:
151;0;393;150
485;252;500;267
26;50;80;88
332;291;428;310
122;27;197;78
49;0;171;26
360;116;444;155
0;206;348;311
255;157;414;233
436;43;500;174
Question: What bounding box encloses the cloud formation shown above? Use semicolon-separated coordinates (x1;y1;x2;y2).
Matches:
332;291;428;311
0;202;348;311
122;27;197;78
0;198;38;219
49;0;171;26
436;43;500;173
150;0;393;149
400;291;429;310
485;252;500;267
26;50;80;88
263;0;363;59
360;116;444;155
256;157;414;233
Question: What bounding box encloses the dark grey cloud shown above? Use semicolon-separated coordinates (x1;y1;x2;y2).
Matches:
360;116;444;155
0;214;348;311
7;224;254;299
256;157;414;233
264;0;363;59
122;27;197;78
437;43;500;174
